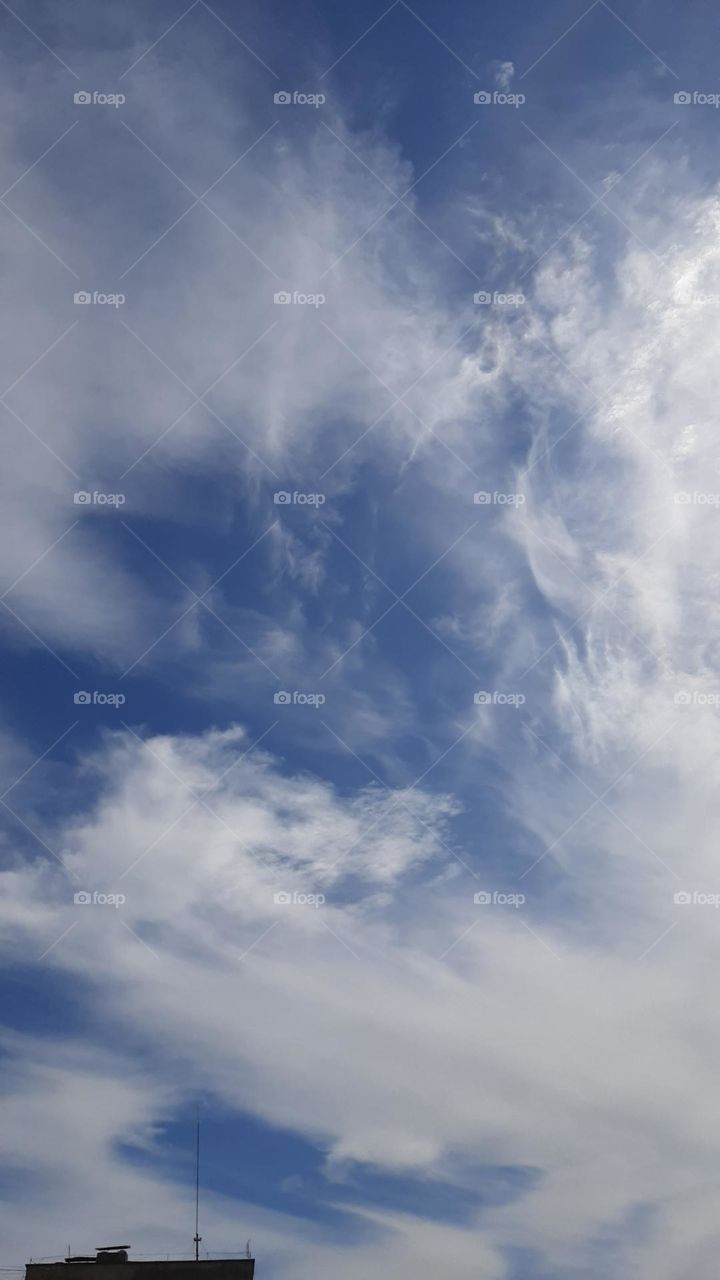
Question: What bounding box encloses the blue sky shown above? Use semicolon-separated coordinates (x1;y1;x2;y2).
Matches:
2;1;720;1277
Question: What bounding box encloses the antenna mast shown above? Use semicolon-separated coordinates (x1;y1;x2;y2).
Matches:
193;1108;202;1262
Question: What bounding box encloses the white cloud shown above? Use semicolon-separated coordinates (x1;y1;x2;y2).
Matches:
492;61;515;90
0;35;495;671
0;686;719;1277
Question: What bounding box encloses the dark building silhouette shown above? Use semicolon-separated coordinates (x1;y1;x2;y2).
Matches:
26;1249;254;1280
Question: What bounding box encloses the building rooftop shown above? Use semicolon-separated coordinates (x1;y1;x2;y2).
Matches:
25;1252;254;1280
